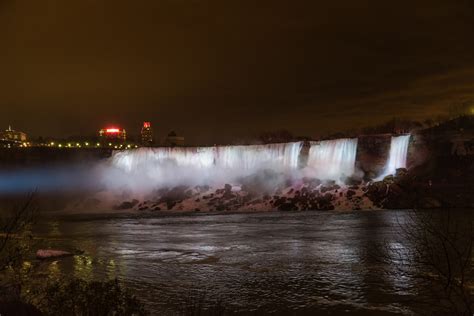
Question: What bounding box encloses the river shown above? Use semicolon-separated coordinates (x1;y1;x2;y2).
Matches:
33;210;472;315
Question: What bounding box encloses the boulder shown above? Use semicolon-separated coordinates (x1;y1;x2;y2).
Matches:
273;197;287;207
36;249;73;260
365;181;388;207
346;190;356;199
383;175;395;184
315;193;334;210
222;184;235;199
223;192;236;199
395;168;408;177
166;201;176;210
345;176;363;186
114;199;139;210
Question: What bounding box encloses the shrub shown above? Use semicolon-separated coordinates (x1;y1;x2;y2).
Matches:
35;278;147;316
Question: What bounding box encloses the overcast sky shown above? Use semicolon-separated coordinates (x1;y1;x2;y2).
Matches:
1;0;473;144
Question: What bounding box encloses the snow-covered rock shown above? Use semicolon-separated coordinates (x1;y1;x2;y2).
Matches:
36;249;73;259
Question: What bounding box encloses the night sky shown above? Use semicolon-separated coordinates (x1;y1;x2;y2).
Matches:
1;0;474;144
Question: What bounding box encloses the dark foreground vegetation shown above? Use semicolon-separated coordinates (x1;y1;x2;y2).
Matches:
0;195;146;316
374;209;474;315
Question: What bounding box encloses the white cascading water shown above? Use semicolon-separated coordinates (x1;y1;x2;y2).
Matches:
307;138;358;180
109;142;303;190
380;134;410;177
214;143;302;170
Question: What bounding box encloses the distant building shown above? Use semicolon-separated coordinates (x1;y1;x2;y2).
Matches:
0;126;27;144
164;131;184;147
141;122;154;145
99;127;126;142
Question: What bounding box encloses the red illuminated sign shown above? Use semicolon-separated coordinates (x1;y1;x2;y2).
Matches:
105;128;121;134
143;122;151;128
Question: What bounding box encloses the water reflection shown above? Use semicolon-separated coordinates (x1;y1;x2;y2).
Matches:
33;210;473;315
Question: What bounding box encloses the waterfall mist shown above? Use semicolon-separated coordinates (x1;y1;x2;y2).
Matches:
106;142;303;192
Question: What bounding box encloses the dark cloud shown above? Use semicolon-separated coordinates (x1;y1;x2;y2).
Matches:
1;0;473;144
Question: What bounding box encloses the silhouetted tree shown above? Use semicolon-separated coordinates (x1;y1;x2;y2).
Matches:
374;210;474;315
0;194;148;316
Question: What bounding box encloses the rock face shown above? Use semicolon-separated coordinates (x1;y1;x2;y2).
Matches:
114;199;139;210
106;148;474;212
124;174;375;212
364;161;474;209
123;153;472;212
365;168;422;209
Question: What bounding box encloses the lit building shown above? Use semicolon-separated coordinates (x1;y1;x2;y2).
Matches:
99;127;126;142
164;131;185;147
0;126;27;144
141;122;154;145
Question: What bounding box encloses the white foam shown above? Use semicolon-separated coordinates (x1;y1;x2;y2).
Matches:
306;138;358;180
379;134;410;178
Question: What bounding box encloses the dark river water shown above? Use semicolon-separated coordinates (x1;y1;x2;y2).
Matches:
32;210;470;315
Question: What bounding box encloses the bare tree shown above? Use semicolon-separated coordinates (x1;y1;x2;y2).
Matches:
0;194;37;273
0;193;39;314
375;210;474;315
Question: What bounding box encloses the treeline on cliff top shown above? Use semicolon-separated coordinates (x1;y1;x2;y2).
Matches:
256;113;474;144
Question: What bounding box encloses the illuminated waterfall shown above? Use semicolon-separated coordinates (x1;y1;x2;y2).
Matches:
381;134;410;177
110;142;303;187
111;147;217;172
307;138;358;180
215;143;302;170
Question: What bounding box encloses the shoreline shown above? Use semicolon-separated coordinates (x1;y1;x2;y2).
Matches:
40;206;474;223
40;207;371;222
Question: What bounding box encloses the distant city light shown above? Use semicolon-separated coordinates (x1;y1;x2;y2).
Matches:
106;128;120;133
